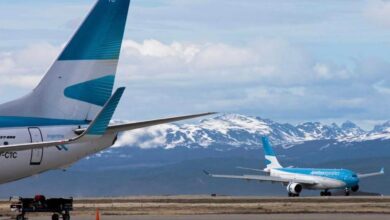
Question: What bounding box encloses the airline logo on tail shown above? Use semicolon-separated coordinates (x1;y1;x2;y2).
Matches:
261;136;282;171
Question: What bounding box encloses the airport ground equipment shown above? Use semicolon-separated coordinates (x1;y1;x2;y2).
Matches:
10;195;73;220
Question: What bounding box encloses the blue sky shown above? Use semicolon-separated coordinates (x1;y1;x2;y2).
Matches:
1;0;390;129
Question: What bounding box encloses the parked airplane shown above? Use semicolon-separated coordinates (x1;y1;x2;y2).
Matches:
0;0;213;185
205;137;384;197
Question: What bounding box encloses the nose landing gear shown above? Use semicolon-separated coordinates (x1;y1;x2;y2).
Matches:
344;188;350;196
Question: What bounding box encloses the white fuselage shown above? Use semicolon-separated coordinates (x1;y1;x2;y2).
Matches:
270;168;348;190
0;126;116;184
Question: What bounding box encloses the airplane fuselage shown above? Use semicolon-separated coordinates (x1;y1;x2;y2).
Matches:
0;125;116;184
271;167;359;190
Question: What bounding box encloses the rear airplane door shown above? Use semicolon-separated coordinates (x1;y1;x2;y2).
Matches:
28;127;43;165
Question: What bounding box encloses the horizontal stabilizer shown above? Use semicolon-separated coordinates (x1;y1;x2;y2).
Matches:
85;87;125;136
73;112;216;134
358;168;385;179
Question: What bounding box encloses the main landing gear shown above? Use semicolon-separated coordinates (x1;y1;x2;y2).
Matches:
288;192;300;197
320;189;331;196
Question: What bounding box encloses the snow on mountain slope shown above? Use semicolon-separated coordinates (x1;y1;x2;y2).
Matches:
113;114;390;149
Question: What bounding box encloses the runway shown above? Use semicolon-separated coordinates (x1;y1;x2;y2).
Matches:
28;214;390;220
2;196;390;219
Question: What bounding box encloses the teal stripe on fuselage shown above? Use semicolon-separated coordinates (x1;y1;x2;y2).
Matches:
0;116;89;128
276;168;359;187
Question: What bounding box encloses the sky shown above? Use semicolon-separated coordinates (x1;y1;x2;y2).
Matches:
1;0;390;129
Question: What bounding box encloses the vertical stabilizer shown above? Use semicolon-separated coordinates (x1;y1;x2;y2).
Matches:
0;0;131;126
261;136;283;171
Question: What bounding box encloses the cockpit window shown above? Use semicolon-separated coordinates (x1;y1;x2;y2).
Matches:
352;174;357;178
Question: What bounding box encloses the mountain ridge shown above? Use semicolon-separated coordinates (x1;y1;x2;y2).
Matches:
112;114;390;149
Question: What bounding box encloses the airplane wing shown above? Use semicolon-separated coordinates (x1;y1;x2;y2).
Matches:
0;87;126;152
357;168;384;179
203;170;316;185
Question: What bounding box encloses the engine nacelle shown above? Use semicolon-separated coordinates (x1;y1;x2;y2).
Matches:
351;185;359;192
287;182;303;194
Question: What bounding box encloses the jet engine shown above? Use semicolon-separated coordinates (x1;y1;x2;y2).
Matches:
351;185;359;192
287;182;302;194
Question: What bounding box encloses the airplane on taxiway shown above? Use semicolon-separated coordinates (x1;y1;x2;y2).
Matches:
0;0;213;184
205;137;384;197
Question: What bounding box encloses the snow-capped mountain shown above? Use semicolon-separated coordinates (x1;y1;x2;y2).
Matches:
372;121;390;133
113;114;390;149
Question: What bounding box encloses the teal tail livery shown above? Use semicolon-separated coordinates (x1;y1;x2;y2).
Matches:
262;136;282;171
0;0;215;185
0;0;131;123
205;136;384;197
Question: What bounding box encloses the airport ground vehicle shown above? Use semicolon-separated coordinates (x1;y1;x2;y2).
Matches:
10;195;73;220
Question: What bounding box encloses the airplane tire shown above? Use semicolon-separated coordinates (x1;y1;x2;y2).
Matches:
63;214;70;220
52;214;59;220
288;192;300;197
321;191;331;196
16;214;24;220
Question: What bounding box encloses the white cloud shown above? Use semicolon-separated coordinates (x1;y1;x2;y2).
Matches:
119;38;329;86
123;39;199;61
117;38;362;93
0;43;60;88
192;43;253;69
113;124;177;149
113;38;390;123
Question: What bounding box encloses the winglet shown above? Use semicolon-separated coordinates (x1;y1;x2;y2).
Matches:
85;87;125;136
380;167;385;174
203;170;210;176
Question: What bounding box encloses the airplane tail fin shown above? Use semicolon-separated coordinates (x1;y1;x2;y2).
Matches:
261;136;282;171
0;0;131;126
